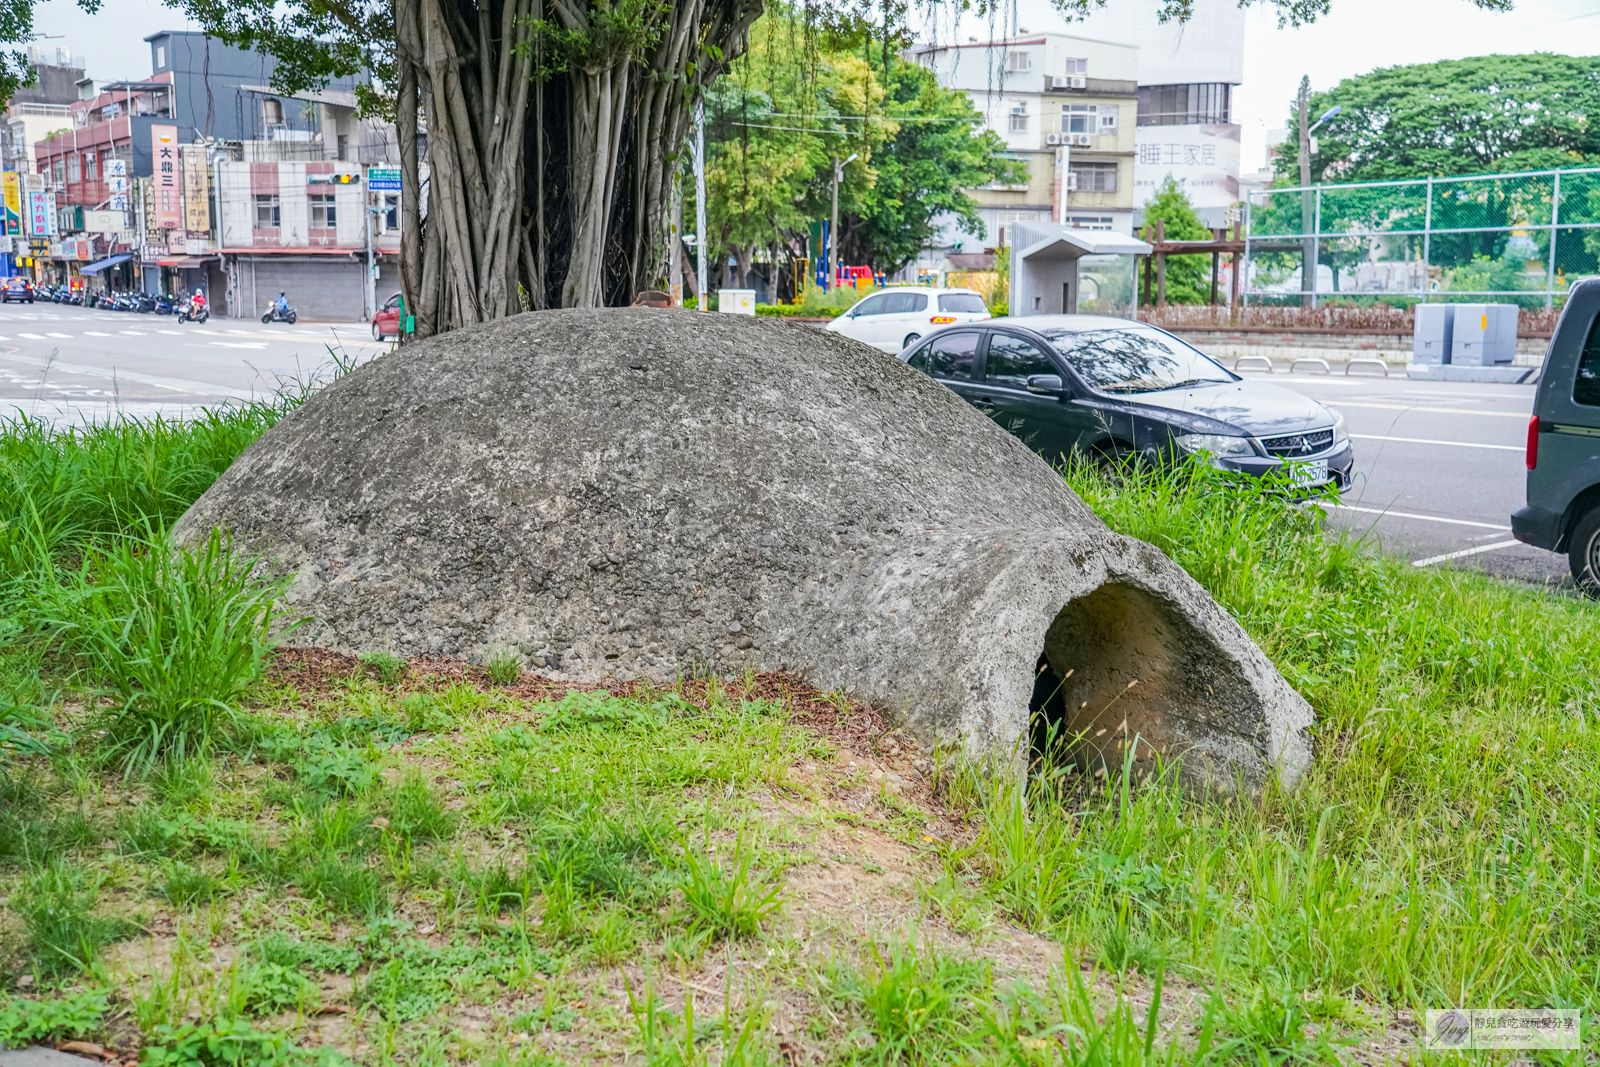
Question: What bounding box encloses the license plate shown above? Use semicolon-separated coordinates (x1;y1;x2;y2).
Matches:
1289;459;1329;488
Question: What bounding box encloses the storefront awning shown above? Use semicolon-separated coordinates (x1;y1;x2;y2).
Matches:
80;253;133;274
156;256;216;268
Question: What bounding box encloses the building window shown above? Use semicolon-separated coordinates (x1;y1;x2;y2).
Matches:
1137;83;1232;126
52;158;65;184
1067;215;1114;230
66;157;80;182
1062;104;1097;134
309;194;336;229
1101;108;1119;132
254;194;280;228
1009;103;1028;132
1064;58;1087;75
1005;51;1032;73
336;134;348;161
1070;161;1118;193
383;194;399;231
155;45;165;68
262;98;284;127
83;151;96;180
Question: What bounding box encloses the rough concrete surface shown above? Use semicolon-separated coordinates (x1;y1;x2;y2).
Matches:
0;1048;103;1067
175;308;1313;791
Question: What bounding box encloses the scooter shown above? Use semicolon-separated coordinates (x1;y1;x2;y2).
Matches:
262;304;297;325
153;294;175;315
177;299;210;324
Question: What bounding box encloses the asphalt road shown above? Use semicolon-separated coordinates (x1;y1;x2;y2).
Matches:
1243;368;1565;586
0;301;386;423
0;304;1562;585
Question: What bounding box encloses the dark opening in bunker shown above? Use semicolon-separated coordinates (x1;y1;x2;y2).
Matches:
1029;580;1220;779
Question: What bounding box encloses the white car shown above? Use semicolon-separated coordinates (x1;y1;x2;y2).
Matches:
824;286;991;353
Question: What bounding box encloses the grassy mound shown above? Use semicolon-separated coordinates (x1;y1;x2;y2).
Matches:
0;402;1596;1065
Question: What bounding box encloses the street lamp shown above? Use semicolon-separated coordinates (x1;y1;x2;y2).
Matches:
828;152;857;291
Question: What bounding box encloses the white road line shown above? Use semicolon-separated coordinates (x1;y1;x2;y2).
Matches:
1327;503;1511;530
206;341;268;349
1413;540;1523;567
1350;433;1522;452
17;333;45;339
0;350;255;398
1331;401;1529;419
119;331;146;337
84;331;112;337
157;330;184;335
45;332;71;338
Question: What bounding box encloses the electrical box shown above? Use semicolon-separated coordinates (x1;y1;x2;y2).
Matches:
1413;303;1454;364
1450;304;1518;366
717;288;755;315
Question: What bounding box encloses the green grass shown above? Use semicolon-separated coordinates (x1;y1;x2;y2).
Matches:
3;394;1600;1062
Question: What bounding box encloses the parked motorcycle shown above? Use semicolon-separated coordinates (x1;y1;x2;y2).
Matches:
261;305;298;325
153;294;175;315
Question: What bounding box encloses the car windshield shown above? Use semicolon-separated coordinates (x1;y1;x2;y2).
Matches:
1038;326;1234;393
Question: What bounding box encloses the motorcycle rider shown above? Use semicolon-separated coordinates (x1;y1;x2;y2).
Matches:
275;291;289;319
194;288;206;313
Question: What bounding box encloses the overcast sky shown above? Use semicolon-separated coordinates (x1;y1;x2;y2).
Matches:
30;0;1600;176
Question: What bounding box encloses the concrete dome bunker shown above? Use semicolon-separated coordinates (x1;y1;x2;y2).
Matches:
173;308;1313;794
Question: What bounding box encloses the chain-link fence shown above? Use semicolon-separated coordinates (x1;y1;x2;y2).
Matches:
1244;167;1600;308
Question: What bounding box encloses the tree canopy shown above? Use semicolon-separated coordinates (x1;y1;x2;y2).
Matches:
1277;53;1600;184
692;19;1019;291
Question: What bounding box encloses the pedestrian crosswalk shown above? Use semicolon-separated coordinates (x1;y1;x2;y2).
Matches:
0;316;385;347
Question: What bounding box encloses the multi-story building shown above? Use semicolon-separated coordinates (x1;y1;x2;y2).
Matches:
29;30;404;316
2;47;84;175
1046;0;1244;227
215;159;399;321
913;32;1139;248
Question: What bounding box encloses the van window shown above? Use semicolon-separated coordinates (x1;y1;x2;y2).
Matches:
882;292;928;314
939;293;988;313
1575;315;1600;406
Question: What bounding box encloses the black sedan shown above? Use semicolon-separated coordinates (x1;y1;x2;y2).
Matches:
900;315;1354;486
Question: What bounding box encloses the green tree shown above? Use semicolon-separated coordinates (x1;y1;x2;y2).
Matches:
1276;54;1600;184
1141;177;1210;305
836;58;1022;275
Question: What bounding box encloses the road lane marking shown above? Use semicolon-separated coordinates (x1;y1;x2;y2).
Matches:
84;331;112;337
17;333;45;339
1326;503;1511;530
206;342;268;349
119;331;146;337
1350;433;1522;451
0;350;255;397
45;332;70;338
1413;540;1522;567
1331;401;1528;418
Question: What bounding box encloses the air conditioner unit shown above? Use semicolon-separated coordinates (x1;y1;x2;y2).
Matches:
1046;133;1062;145
1074;134;1092;147
1069;75;1087;89
1066;172;1079;190
1050;75;1068;90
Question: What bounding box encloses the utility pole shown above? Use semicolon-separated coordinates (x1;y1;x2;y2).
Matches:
364;200;377;323
1297;76;1313;309
829;152;857;292
694;99;708;309
829;155;840;292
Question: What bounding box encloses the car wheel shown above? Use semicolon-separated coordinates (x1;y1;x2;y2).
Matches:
1567;504;1600;596
902;333;921;349
373;321;383;341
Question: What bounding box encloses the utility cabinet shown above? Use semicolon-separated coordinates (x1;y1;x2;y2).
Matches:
1450;304;1519;366
1413;304;1455;364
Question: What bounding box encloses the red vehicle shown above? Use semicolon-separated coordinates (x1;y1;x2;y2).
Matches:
373;292;402;340
1;276;35;303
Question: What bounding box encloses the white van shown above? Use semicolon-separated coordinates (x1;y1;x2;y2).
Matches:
824;286;991;353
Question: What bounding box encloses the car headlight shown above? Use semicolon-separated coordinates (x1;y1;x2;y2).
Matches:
1330;408;1349;444
1175;433;1256;458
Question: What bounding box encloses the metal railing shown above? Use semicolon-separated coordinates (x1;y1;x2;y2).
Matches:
1244;166;1600;308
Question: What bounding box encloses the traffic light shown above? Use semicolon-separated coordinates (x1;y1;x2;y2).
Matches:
333;173;358;185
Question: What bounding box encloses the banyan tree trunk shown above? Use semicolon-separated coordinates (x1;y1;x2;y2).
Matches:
394;0;762;335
